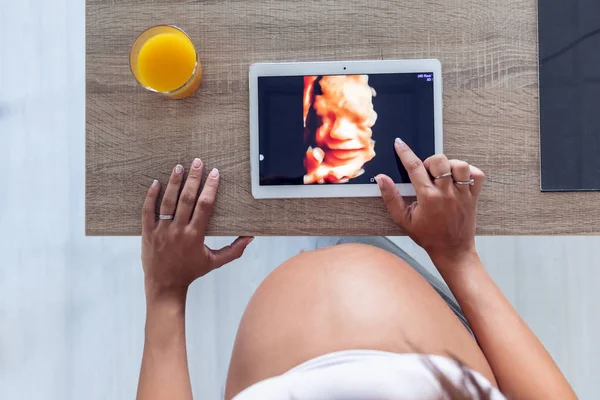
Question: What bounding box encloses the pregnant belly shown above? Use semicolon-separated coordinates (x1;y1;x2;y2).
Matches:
225;243;495;400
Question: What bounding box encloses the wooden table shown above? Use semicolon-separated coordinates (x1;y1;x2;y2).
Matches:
86;0;600;236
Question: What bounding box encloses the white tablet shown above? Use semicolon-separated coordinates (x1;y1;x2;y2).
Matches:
249;59;443;199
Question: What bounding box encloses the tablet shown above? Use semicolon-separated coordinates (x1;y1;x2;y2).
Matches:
249;59;443;199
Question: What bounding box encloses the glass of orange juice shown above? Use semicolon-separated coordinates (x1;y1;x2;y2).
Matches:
129;25;202;99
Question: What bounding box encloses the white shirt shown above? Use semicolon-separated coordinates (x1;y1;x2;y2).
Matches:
234;350;506;400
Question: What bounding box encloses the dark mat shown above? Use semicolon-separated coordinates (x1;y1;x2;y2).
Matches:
539;0;600;191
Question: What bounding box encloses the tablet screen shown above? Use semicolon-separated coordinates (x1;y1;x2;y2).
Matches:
258;73;435;186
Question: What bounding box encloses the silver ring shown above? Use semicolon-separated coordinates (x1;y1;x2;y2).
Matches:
159;214;174;220
454;179;475;186
433;171;453;180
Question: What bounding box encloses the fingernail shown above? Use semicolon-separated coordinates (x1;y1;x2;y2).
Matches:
151;179;158;188
395;137;404;145
247;237;254;244
374;175;383;188
210;168;219;178
192;158;202;169
175;164;184;174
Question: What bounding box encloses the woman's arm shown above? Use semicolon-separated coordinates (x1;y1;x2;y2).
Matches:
376;139;576;399
434;251;576;399
137;159;253;400
137;290;191;400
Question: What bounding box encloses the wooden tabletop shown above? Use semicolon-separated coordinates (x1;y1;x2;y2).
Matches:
86;0;600;236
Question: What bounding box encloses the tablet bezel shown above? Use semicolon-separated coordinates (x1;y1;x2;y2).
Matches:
249;59;443;199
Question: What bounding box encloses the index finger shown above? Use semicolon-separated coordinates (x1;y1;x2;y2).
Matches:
191;167;220;235
394;138;433;192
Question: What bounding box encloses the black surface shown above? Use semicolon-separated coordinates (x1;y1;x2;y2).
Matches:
257;73;435;186
539;0;600;191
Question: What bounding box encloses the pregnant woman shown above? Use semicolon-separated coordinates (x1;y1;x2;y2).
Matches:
136;139;576;400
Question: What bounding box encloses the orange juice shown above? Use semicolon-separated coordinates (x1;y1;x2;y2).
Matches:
130;26;202;99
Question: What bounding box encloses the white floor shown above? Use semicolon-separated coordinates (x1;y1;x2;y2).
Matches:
1;1;599;399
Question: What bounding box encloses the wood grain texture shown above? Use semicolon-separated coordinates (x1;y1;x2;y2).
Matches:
86;0;600;236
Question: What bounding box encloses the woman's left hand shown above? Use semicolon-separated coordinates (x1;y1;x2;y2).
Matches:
141;158;253;299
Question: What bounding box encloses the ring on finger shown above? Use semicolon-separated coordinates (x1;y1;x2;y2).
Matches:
433;171;453;180
454;179;475;186
159;214;175;220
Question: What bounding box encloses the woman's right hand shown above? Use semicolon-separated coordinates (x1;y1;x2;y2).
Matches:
375;138;485;269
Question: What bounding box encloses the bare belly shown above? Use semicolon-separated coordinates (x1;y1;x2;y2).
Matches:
225;243;496;399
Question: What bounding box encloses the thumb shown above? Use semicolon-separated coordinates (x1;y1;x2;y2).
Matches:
375;174;409;228
209;236;254;270
303;147;325;184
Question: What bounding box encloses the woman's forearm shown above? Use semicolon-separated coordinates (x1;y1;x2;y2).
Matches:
137;288;193;400
434;252;576;399
137;160;252;400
